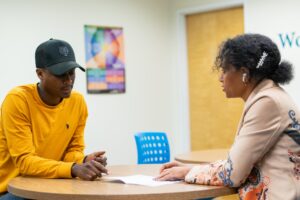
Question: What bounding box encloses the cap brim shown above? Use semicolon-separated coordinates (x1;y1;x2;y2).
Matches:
46;61;85;76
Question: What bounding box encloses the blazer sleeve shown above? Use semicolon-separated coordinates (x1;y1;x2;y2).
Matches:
185;96;283;187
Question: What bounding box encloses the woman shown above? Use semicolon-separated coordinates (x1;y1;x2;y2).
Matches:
156;34;300;199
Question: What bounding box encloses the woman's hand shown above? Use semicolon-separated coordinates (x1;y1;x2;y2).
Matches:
155;161;192;181
158;161;183;173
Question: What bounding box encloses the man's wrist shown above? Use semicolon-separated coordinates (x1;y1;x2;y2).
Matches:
71;163;77;178
83;155;88;163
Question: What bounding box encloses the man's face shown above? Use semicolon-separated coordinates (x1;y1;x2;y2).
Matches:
40;68;76;99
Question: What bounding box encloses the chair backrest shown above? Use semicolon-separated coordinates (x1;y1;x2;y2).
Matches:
134;132;170;164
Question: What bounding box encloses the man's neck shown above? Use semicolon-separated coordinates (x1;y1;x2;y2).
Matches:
37;83;62;106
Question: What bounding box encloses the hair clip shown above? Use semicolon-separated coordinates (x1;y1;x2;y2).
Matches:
256;51;268;69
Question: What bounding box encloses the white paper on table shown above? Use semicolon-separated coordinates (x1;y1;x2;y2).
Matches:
102;174;181;187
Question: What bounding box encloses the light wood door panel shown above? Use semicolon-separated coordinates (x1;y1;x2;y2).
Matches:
186;7;244;151
186;7;244;200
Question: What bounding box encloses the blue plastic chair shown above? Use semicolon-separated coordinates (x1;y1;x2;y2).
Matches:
134;132;170;164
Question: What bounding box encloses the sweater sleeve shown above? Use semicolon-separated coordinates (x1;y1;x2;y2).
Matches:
185;97;283;187
1;94;73;178
62;96;88;163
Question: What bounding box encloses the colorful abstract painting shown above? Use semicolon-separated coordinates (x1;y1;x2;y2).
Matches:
84;25;125;93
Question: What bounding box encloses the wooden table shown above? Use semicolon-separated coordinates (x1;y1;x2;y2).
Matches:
175;149;229;164
8;164;236;200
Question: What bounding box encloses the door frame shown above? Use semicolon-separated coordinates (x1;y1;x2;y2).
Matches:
175;0;244;153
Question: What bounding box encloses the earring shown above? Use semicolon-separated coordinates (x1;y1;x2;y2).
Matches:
242;73;247;83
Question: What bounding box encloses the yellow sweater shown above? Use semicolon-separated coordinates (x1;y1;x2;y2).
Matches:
0;84;88;193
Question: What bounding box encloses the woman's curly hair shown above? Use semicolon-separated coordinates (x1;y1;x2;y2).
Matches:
214;33;293;85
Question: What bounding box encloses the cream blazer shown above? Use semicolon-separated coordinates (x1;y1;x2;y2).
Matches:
185;79;300;200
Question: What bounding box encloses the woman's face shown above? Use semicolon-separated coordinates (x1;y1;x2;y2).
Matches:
219;65;246;98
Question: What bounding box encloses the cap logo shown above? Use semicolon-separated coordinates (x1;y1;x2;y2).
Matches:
59;46;69;56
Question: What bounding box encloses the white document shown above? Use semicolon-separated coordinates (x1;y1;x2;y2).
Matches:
102;174;180;187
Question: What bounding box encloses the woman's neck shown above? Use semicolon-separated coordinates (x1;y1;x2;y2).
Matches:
241;80;260;102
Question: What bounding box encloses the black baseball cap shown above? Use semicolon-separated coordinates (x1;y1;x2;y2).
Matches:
35;38;85;75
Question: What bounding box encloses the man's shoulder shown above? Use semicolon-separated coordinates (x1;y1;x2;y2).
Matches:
7;84;36;97
70;90;84;99
68;90;86;105
1;84;36;109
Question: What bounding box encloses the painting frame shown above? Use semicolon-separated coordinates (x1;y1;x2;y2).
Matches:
84;25;126;94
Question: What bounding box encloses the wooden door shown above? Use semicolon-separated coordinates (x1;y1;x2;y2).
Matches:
186;7;244;150
186;6;244;200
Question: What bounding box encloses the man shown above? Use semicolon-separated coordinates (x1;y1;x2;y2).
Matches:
0;39;107;200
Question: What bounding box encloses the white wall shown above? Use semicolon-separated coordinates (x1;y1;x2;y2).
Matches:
172;0;241;12
244;0;300;103
0;0;174;165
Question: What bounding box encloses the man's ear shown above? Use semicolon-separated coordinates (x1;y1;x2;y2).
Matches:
36;69;43;80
